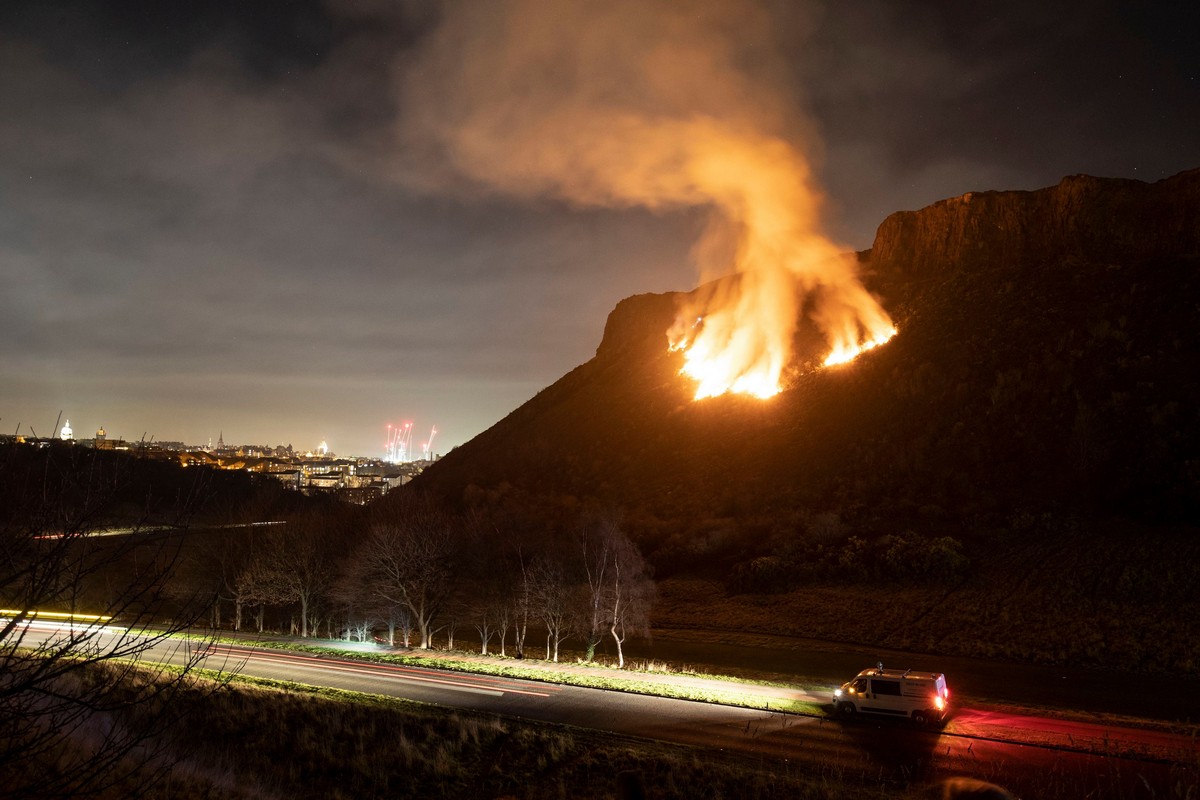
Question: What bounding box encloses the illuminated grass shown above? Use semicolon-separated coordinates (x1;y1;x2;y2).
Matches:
198;633;829;715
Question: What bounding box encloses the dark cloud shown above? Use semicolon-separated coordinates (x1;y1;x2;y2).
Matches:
0;0;347;87
802;0;1200;241
2;0;1195;454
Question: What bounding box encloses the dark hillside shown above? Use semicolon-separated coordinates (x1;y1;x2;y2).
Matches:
414;168;1199;541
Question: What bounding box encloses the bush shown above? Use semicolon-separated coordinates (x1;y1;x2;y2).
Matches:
723;531;971;595
728;556;791;594
882;533;970;582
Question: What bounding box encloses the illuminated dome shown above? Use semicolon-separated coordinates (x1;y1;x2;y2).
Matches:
60;419;73;441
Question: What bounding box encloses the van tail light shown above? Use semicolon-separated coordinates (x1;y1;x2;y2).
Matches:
934;695;946;711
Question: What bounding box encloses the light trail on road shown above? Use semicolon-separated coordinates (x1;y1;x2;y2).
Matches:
33;521;286;540
205;645;562;699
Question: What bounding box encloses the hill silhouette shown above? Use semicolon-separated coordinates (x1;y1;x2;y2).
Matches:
416;168;1199;534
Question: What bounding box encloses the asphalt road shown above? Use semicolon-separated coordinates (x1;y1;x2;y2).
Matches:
13;619;1198;797
636;631;1198;722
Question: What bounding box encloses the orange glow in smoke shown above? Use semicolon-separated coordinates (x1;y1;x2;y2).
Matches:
662;132;899;400
399;0;898;399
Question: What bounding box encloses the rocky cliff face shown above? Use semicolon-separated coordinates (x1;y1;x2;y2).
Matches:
593;291;680;363
587;170;1200;370
868;169;1200;286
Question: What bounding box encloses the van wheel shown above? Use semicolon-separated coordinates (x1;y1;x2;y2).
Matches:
912;711;928;726
838;702;856;716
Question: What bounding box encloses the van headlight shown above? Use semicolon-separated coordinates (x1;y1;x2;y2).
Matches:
834;688;843;697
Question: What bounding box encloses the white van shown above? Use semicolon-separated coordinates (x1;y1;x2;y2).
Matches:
833;665;950;725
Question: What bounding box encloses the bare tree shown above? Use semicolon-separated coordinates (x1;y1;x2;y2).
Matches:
605;530;655;668
176;528;257;632
578;514;619;661
0;440;215;798
576;515;655;668
461;516;528;657
494;600;512;657
529;555;571;662
233;562;266;632
392;605;414;648
511;550;533;659
471;600;498;655
244;513;337;638
467;566;512;656
439;591;472;651
357;500;459;649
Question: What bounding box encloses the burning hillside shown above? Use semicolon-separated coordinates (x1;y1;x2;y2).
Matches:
413;168;1200;545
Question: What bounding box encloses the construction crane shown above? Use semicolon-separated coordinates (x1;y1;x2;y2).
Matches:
385;421;424;463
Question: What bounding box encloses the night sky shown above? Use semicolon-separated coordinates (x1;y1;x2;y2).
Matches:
2;0;1196;457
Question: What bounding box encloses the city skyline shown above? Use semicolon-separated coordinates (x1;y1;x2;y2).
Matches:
2;1;1196;457
38;414;441;460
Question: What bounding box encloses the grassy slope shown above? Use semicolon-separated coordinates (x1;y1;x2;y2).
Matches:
112;673;895;800
652;523;1200;678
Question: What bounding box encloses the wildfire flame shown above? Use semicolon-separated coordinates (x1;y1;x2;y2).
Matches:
397;0;898;399
670;317;784;400
661;135;898;399
823;332;897;368
669;261;898;400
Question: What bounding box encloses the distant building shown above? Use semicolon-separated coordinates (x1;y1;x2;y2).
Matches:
3;422;417;503
94;427;114;450
179;451;218;468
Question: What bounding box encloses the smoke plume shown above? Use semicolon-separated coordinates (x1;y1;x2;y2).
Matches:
399;0;895;398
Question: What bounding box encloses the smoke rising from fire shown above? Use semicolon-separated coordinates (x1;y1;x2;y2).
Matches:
399;0;895;398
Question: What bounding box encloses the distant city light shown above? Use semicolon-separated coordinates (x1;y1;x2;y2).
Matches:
385;422;438;463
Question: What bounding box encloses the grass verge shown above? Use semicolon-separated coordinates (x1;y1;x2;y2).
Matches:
191;631;831;715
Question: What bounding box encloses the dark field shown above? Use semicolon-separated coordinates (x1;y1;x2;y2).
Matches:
66;667;899;800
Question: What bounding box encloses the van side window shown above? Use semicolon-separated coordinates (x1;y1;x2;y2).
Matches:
872;680;902;696
852;679;868;693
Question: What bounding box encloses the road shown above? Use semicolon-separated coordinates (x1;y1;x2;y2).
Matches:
13;618;1198;797
177;639;1196;797
636;631;1198;722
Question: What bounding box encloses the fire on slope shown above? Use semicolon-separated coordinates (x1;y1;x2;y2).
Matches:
396;0;897;398
670;304;897;400
662;139;898;401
